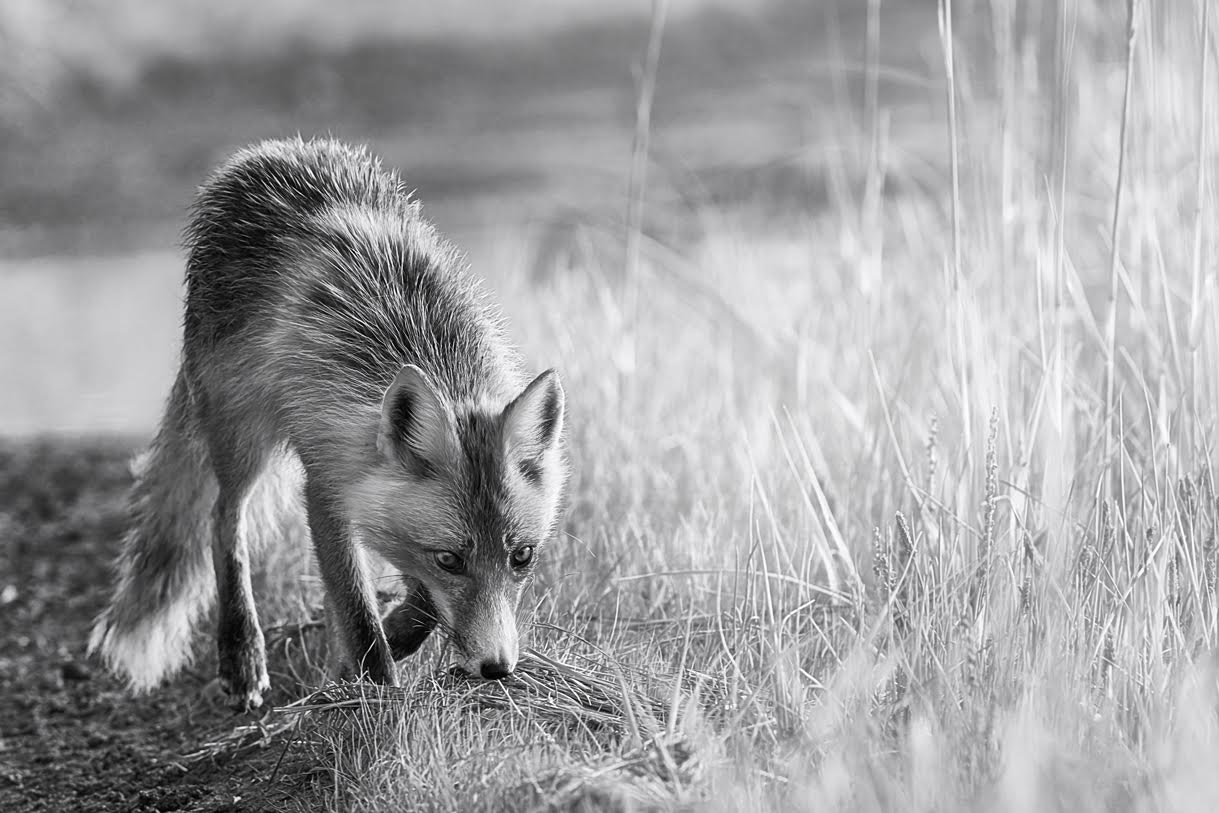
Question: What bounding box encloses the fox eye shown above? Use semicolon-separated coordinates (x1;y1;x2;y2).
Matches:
435;551;464;573
510;546;535;569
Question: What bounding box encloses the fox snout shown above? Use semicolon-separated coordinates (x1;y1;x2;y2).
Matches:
453;592;520;681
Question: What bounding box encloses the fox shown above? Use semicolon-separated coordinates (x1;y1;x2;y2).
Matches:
88;137;567;710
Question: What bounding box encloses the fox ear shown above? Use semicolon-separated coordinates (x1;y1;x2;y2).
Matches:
378;364;457;474
502;369;565;480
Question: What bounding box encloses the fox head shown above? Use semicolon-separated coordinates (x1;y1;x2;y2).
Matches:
351;363;566;679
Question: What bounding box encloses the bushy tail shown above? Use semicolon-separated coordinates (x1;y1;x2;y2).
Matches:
89;372;218;690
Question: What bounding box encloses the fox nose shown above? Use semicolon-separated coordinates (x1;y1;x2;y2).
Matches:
479;659;514;680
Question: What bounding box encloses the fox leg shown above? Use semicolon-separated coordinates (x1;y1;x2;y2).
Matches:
384;581;439;660
322;591;355;681
207;432;273;712
306;476;397;686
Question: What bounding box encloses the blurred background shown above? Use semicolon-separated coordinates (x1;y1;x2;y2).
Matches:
0;0;947;435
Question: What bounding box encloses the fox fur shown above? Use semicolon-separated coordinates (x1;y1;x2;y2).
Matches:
88;137;567;709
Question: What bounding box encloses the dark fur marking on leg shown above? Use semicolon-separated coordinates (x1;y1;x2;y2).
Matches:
212;493;270;711
384;584;439;660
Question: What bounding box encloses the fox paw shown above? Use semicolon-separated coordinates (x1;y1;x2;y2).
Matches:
218;656;271;714
220;671;271;714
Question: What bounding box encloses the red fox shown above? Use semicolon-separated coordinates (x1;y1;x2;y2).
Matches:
88;138;567;710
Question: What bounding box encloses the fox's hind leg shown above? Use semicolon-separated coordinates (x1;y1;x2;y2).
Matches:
202;415;275;711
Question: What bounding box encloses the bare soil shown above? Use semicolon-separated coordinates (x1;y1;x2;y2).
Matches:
0;438;321;813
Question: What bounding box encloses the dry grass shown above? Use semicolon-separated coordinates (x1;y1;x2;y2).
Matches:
155;1;1219;810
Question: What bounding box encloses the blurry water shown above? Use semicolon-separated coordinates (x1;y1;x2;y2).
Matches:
0;252;183;437
0;224;518;438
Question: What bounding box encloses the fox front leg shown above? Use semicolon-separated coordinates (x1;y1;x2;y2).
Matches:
384;582;439;660
306;477;397;686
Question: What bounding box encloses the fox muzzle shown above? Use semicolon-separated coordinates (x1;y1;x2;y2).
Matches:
455;591;519;680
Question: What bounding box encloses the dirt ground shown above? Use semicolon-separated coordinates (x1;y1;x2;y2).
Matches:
0;438;322;813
